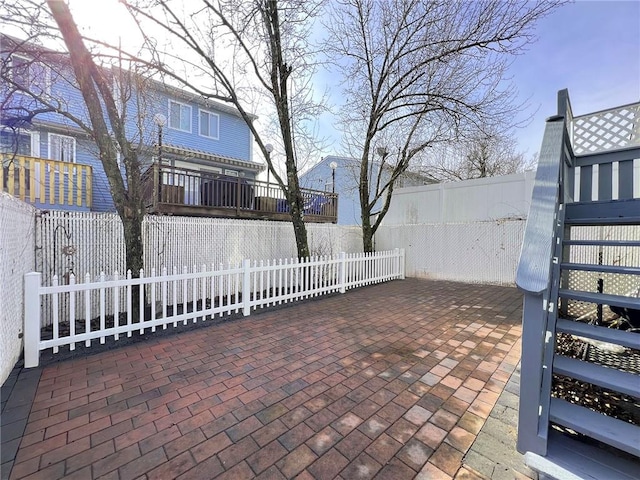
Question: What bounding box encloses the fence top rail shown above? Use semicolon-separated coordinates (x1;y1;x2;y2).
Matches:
31;249;404;291
0;153;93;172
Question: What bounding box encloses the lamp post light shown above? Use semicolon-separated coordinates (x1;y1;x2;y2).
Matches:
329;160;338;194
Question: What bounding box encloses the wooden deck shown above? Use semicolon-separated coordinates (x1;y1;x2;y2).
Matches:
143;165;338;223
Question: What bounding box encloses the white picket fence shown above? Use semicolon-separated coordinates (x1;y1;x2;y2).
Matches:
24;249;405;367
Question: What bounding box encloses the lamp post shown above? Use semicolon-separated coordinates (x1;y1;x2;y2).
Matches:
153;113;166;204
264;143;274;193
153;113;166;164
329;161;338;194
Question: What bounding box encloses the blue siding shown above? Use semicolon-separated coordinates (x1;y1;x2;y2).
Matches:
156;92;252;161
2;47;257;213
301;156;433;225
301;156;363;225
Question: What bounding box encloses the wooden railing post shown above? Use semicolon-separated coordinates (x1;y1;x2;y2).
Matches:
24;272;42;368
236;176;241;215
153;164;160;207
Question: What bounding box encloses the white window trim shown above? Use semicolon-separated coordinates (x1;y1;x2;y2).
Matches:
10;54;51;96
48;133;76;163
31;131;40;157
168;99;192;133
198;109;220;140
224;169;238;177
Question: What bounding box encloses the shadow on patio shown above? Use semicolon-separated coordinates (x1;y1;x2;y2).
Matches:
2;278;527;480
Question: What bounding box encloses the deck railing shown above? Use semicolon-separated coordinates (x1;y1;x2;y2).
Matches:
143;164;338;223
23;249;405;367
1;154;92;209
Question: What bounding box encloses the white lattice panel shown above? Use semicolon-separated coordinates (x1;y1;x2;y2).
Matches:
572;103;640;154
565;225;640;320
375;220;526;285
0;193;36;383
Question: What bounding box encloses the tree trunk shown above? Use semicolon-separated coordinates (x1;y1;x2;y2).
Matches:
122;207;144;275
48;0;145;277
287;184;310;259
362;216;374;253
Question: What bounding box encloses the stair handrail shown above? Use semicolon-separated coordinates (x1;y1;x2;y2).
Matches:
515;89;576;457
516;89;574;294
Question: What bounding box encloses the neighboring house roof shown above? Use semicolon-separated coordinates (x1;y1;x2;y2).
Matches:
302;155;437;186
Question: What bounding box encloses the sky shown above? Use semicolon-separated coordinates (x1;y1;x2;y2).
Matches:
506;0;640;157
61;0;640;163
311;0;640;160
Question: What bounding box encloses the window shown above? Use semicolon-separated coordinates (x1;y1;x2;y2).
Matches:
224;169;238;177
0;130;31;156
10;55;50;95
169;100;191;132
199;110;219;139
49;134;75;162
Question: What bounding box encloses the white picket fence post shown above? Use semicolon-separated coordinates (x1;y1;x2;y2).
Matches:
24;272;42;368
242;259;251;316
397;248;406;280
339;252;346;293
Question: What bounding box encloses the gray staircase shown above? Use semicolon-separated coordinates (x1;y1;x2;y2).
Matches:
516;90;640;478
550;207;640;460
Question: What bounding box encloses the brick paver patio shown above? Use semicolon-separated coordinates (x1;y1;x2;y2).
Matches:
2;278;525;480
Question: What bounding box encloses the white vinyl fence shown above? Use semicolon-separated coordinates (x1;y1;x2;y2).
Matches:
24;249;405;367
0;193;36;384
376;220;526;285
37;212;363;287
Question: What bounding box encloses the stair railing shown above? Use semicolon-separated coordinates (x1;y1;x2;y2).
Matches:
515;89;576;456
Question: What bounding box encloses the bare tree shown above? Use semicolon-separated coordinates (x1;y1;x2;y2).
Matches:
120;0;326;258
426;131;537;182
325;0;565;252
1;0;151;277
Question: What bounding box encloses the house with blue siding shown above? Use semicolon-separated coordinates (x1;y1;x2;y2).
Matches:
301;156;434;225
1;35;337;223
0;35;262;215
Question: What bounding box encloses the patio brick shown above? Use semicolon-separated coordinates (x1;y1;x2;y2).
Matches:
307;447;349;480
276;444;318;478
3;279;529;480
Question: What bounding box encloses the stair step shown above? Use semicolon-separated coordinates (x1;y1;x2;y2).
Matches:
556;318;640;350
565;199;640;226
561;263;640;275
564;240;640;247
525;429;640;480
559;289;640;310
553;356;638;397
549;398;640;458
